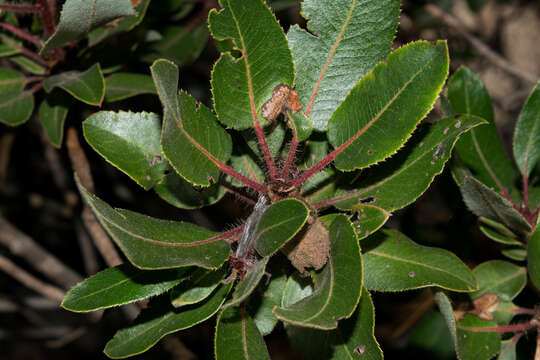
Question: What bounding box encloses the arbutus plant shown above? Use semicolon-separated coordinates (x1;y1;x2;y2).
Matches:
61;0;488;358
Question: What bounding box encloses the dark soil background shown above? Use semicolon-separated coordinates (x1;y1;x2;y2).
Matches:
1;0;539;359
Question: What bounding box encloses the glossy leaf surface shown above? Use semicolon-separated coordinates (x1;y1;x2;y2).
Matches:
274;215;362;329
456;315;501;360
528;223;540;289
39;95;71;148
460;177;531;233
41;0;135;53
287;0;399;131
77;181;231;270
331;115;485;211
254;199;309;257
224;258;268;308
43;64;105;105
286;288;382;360
209;0;294;129
363;229;477;292
352;204;391;240
251;272;286;336
470;261;526;302
513;80;540;177
83;111;168;190
62;264;190;312
87;0;150;47
0;69;34;126
105;283;231;358
170;267;227;308
104;73;156;102
215;307;270;360
327;41;449;171
447;66;516;192
152;59;232;186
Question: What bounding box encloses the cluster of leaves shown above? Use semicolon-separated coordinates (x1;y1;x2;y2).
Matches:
0;0;209;146
57;0;499;358
424;67;540;360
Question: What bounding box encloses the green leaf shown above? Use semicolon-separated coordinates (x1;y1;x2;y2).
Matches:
288;110;312;142
281;273;313;308
328;40;449;171
286;288;383;360
0;68;26;93
351;204;391;240
153;172;226;209
501;248;527;261
62;263;191;312
0;68;34;126
41;0;135;54
224;257;269;308
331;115;486;212
151;59;233;186
456;314;501;360
513;80;540;178
209;0;294;129
105;283;232;359
478;217;521;246
498;339;517;360
527;224;540;289
0;35;20;57
83;111;169;190
87;0;151;47
77;180;231;270
144;23;208;65
273;215;362;329
10;55;46;75
242;122;286;159
39;94;71;148
228;151;265;187
363;229;477;292
250;271;286;336
433;291;459;357
287;0;399;131
170;267;227;308
460;176;531;233
447;66;517;192
254;199;309;257
104;73;156;102
470;261;526;302
0;89;34;126
43;64;106;105
215;307;270;360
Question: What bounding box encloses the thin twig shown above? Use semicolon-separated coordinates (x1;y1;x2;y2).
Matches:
76;221;99;275
425;5;538;84
0;22;43;47
0;216;82;289
0;3;39;13
66;128;122;268
0;255;64;302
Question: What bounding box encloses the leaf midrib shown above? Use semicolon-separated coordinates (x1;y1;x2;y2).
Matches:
367;248;473;287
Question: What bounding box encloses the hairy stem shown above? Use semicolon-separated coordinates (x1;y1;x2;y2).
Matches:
37;0;55;37
282;125;298;181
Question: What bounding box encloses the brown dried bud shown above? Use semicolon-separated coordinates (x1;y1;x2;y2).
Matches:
261;84;302;121
282;219;330;274
470;293;499;321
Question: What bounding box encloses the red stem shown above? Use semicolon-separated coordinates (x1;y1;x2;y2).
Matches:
37;0;55;37
221;183;257;205
501;307;537;315
523;171;530;210
47;0;56;15
282;123;298;181
0;4;39;13
218;162;267;194
0;22;43;47
25;76;45;84
213;226;244;244
253;117;280;181
2;36;48;66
